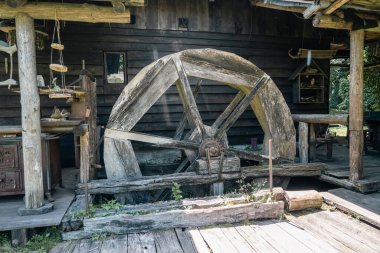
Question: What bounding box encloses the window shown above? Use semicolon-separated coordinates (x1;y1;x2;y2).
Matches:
104;52;126;84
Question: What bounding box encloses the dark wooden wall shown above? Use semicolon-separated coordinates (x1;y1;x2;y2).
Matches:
0;0;331;165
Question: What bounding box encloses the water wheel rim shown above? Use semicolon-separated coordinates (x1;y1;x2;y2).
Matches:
104;49;296;180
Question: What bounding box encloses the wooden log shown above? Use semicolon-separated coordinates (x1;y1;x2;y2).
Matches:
313;14;352;30
195;156;240;175
92;188;286;218
292;114;348;125
82;201;284;235
303;4;321;19
298;122;308;164
0;2;131;23
77;163;326;194
349;29;364;182
318;174;355;190
285;190;323;211
16;13;44;209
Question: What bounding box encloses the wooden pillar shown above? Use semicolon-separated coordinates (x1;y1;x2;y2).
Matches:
349;29;365;181
309;124;316;161
299;122;309;163
81;75;97;179
16;13;44;209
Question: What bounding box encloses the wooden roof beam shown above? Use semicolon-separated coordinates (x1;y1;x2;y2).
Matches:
0;2;131;23
324;0;350;15
6;0;27;8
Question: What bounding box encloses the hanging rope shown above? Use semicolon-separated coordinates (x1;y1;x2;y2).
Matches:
50;19;67;91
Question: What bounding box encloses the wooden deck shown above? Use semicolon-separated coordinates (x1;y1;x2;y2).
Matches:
50;209;380;253
0;188;74;231
316;143;380;192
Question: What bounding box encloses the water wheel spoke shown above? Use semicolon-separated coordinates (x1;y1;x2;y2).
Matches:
105;128;200;150
174;79;203;140
173;56;207;139
214;75;269;140
212;90;245;129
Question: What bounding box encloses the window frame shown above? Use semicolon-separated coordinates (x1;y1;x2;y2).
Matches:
103;51;127;85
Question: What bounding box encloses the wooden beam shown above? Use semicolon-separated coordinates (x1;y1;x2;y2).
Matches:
324;0;350;15
292;114;348;125
77;163;326;194
0;2;131;23
313;14;352;30
5;0;28;8
349;29;364;181
253;1;305;13
303;4;322;19
15;13;44;209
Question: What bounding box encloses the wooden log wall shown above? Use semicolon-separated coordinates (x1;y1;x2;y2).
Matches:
0;0;331;165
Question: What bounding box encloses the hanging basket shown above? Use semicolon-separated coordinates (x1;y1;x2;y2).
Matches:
49;63;68;73
51;43;64;51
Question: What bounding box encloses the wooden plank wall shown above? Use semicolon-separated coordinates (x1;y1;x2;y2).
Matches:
0;0;330;165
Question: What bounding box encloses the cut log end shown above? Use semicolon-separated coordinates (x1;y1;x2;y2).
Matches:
285;190;323;211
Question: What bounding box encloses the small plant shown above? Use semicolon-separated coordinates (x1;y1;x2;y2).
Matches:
22;227;61;253
70;204;96;219
91;233;108;241
172;182;183;201
101;199;123;211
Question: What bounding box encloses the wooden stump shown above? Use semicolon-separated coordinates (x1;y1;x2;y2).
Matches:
285;190;323;211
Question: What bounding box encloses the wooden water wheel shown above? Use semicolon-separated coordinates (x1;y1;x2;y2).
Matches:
104;49;296;182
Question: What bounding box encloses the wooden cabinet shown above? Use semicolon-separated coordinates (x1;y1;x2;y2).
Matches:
0;136;61;196
290;62;326;104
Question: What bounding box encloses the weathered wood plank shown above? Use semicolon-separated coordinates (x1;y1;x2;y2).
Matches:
62;195;94;232
154;230;184;253
0;2;131;23
273;221;338;253
234;225;276;252
49;240;77;253
322;189;380;228
218;226;257;253
175;228;198;253
78;163;325;194
82;201;284;236
99;235;128;253
186;229;210;253
71;239;103;253
128;233;156;253
199;227;240;253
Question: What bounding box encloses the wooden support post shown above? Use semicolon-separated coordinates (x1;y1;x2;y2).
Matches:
80;131;90;184
11;229;27;246
299;122;309;163
349;29;365;181
309;124;316;161
81;75;97;179
16;13;44;209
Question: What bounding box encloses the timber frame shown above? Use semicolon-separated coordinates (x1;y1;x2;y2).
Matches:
0;0;139;212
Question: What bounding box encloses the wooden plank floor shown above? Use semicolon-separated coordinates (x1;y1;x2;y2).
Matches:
50;210;380;253
322;188;380;228
316;143;380;192
0;188;74;231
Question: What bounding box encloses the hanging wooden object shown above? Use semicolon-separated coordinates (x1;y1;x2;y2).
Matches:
0;43;17;88
49;63;68;73
51;42;64;51
288;48;337;59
